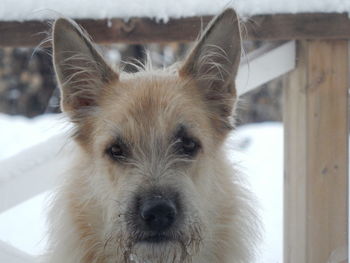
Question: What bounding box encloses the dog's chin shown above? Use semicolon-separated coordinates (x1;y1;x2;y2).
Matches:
129;236;187;263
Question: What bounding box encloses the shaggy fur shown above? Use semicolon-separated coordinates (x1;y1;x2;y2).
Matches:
47;9;259;263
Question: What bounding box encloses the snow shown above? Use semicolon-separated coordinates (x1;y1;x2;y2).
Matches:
0;192;49;256
0;114;283;262
0;114;69;160
231;123;283;263
0;0;349;22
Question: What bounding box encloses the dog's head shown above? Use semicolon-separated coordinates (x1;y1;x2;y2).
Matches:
53;9;241;263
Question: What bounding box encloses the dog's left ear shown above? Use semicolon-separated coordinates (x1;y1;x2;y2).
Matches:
53;18;118;113
179;9;241;131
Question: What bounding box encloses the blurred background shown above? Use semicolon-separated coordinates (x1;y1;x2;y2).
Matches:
0;42;283;123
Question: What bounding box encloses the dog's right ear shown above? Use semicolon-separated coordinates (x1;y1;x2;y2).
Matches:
53;18;118;113
179;9;241;133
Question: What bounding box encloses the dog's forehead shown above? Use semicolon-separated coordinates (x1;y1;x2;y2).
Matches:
100;74;207;141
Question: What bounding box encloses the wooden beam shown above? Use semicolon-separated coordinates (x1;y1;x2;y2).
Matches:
0;13;350;47
283;40;349;263
0;134;72;213
237;40;296;95
246;13;350;40
0;16;213;47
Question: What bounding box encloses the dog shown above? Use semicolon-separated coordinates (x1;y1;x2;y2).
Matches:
47;8;259;263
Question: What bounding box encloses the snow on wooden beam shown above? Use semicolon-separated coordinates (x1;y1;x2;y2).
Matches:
0;240;36;263
0;13;349;47
0;134;73;213
237;40;296;96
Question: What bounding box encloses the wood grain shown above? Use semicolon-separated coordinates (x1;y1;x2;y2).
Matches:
0;13;350;47
284;40;349;263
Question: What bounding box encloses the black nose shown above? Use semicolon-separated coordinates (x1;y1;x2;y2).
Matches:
140;198;177;232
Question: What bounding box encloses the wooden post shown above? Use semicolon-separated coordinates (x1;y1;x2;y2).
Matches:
284;40;349;263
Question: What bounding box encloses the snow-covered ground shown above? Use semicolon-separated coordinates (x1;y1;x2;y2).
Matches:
0;113;283;262
1;0;349;22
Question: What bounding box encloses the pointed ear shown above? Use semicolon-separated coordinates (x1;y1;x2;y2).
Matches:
53;18;118;113
179;9;241;131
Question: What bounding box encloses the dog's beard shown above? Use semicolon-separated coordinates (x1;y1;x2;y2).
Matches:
110;222;203;263
128;241;187;263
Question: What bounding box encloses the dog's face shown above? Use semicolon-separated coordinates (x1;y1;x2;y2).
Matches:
53;9;241;263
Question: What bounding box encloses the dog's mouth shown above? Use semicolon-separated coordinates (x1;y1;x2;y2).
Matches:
126;229;203;262
138;233;174;244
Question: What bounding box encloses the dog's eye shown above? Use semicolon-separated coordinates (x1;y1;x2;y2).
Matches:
107;143;127;161
173;125;201;158
177;136;200;157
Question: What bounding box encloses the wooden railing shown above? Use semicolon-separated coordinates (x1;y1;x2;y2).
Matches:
0;13;349;47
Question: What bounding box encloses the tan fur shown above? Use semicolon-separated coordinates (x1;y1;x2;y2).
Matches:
46;9;259;263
